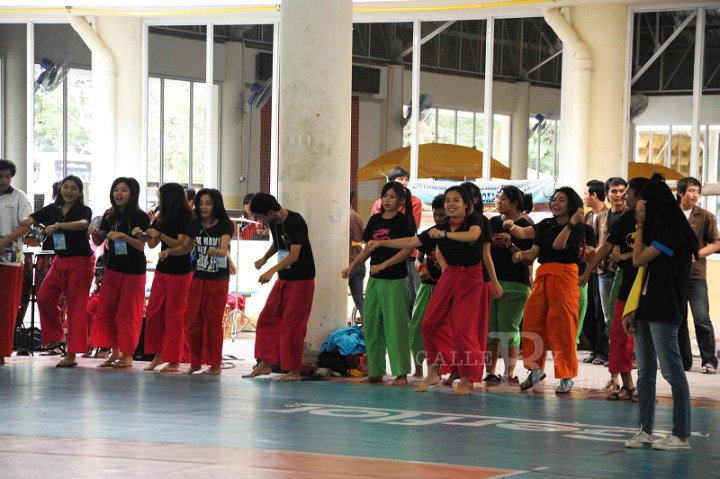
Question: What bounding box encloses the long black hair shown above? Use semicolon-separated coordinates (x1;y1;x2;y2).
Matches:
194;188;230;223
551;186;583;218
105;177;144;223
157;182;193;227
641;179;698;259
380;181;416;232
499;185;533;214
460;181;482;213
54;175;85;207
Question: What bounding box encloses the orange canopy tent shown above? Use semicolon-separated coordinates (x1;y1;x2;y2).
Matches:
627;162;684;181
357;143;511;181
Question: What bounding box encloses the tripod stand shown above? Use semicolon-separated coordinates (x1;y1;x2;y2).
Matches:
14;251;53;355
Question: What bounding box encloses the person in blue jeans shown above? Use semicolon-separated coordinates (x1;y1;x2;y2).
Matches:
347;189;365;322
623;176;698;451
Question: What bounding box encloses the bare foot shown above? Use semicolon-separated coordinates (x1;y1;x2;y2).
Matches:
361;375;384;383
279;370;302;382
454;377;472;396
242;361;272;378
97;350;121;368
143;354;164;371
160;363;180;373
392;375;408;386
184;365;202;375
442;369;459;386
416;367;441;392
412;365;424;378
201;366;222;375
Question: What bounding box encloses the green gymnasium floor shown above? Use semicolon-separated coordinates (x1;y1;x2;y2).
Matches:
1;354;718;478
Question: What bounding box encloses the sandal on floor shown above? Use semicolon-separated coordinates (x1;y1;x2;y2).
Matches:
607;385;636;401
483;374;502;383
519;372;546;391
97;359;117;368
604;379;620;394
702;364;717;374
113;360;133;369
582;354;596;364
56;359;78;368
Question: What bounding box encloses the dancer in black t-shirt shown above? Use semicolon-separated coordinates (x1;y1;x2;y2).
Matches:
244;193;316;382
161;188;233;375
22;175;94;368
369;186;487;396
136;182;194;373
89;177;149;368
512;187;584;393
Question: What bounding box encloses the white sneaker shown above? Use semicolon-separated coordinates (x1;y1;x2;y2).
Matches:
651;434;690;451
625;430;653;448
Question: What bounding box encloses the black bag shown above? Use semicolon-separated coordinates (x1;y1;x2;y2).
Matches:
132;316;154;361
317;350;349;374
14;327;41;354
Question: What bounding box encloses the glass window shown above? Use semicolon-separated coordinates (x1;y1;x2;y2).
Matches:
192;82;207;185
436;109;456;144
147;75;220;204
528;115;560;179
33;66;93;204
456;111;474;147
147;77;161;184
162;79;191;185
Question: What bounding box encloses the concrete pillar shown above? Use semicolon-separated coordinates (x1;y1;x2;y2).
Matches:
0;25;28;188
92;17;143;208
572;5;628;183
278;0;352;355
510;81;529;179
220;41;244;209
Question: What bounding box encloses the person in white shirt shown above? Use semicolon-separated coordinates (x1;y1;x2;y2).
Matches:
0;159;32;365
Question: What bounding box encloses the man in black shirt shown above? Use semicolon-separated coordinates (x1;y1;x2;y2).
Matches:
243;193;316;382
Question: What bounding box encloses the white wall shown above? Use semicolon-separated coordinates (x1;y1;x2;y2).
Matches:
634;94;720;126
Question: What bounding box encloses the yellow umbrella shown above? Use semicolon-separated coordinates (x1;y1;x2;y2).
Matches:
357;143;511;181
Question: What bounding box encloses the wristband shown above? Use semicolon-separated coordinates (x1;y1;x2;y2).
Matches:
444;230;448;238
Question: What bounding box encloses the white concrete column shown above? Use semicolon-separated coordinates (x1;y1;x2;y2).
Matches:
91;17;142;208
573;5;628;183
220;41;244;209
510;81;529;179
278;0;352;355
0;25;28;188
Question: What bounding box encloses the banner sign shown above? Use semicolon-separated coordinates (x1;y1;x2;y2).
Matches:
409;178;557;212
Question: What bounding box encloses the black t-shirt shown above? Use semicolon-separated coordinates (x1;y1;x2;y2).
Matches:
31;203;93;257
100;210;150;275
153;216;193;275
186;217;234;280
268;210;316;281
533;218;584;265
578;224;597;276
475;212;492;282
363;212;414;280
418;214;483;267
417;233;442;285
637;225;692;324
490;215;534;285
607;210;623;237
607;212;638;301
